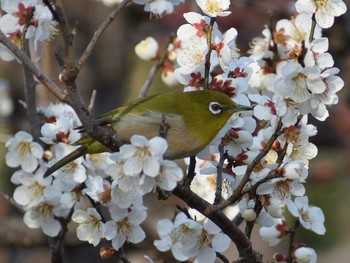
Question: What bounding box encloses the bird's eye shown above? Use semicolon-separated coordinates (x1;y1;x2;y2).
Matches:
209;102;223;115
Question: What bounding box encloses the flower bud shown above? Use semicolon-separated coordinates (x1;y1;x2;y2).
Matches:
273;253;287;262
161;69;177;86
135;37;159;61
242;208;257;222
294;247;317;263
100;246;116;260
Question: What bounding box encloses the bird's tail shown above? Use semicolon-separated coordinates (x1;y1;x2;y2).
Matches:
43;145;88;178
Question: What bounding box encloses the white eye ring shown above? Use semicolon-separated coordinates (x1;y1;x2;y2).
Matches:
209;102;223;115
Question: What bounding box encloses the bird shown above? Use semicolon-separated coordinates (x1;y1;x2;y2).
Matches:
43;90;251;177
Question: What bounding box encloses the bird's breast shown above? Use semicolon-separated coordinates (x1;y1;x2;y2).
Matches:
114;111;205;159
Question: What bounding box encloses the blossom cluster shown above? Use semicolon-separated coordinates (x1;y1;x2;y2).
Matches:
2;0;347;262
0;0;57;61
6;103;183;250
134;0;345;261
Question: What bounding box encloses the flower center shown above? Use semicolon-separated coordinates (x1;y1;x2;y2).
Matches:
117;218;132;236
97;184;112;204
206;0;223;13
315;0;329;9
300;210;310;222
17;141;31;157
199;229;213;249
29;182;46;197
37;203;54;218
275;180;291;198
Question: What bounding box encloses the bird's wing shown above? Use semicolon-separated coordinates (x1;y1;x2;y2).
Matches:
94;95;158;125
75;95;159;132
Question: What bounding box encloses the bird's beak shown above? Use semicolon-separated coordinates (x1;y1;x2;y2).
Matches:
232;104;252;113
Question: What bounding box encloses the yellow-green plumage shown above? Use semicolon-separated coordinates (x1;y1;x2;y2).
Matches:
44;90;250;177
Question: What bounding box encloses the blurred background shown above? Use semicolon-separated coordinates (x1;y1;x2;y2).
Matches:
0;0;349;262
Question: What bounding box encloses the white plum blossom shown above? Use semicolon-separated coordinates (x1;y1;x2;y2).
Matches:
154;212;202;261
72;208;105;246
275;61;326;104
11;167;53;209
40;115;80;145
0;0;57;46
155;160;183;191
40;103;81;126
83;152;114;177
183;220;231;263
132;0;184;16
249;94;277;121
23;197;70;237
294;247;317;263
287;196;326;235
177;12;212;42
225;56;261;92
134;36;159;61
304;37;334;69
5;131;43;173
48;143;87;183
248;25;273;62
213;27;239;70
295;0;347;28
110;180;142;208
83;176;112;205
256;160;307;201
104;198;147;250
122;135;167;177
299;66;344;120
274;13;321;51
259;218;291;246
175;36;208;76
196;0;231;17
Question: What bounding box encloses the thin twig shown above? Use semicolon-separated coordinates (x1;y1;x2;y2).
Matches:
0;30;67;101
207;119;283;213
54;0;75;75
309;13;317;43
287;220;300;263
138;62;160;98
22;41;41;141
203;17;216;90
52;1;123;153
76;0;132;72
88;90;97;112
138;34;175;98
48;208;74;263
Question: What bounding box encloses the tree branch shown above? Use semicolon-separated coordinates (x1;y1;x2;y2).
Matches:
203;17;216;90
173;185;261;263
0;30;67;101
22;41;41;141
210;119;283;212
138;34;175;98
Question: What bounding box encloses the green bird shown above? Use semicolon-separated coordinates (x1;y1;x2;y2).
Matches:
43;90;251;177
